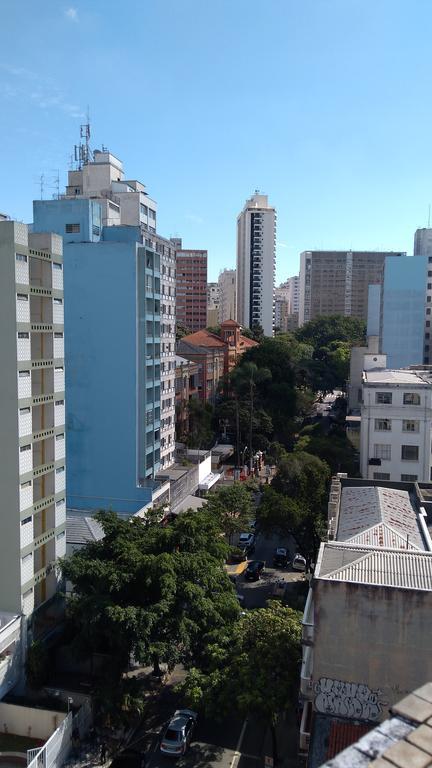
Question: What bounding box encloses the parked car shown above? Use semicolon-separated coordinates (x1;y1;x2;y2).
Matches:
239;532;255;548
273;547;289;568
160;709;198;756
245;560;265;581
292;553;307;572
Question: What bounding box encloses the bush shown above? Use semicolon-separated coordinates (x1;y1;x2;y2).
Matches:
26;641;49;689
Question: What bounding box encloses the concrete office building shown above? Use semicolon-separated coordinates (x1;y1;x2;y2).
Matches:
414;227;432;259
236;193;276;336
43;148;176;472
298;250;405;326
175;244;208;332
207;282;220;327
300;475;432;761
380;255;428;369
218;268;236;324
360;368;432;483
413;227;432;365
33;199;170;515
0;219;66;624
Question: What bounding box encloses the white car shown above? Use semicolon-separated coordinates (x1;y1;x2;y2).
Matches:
292;553;307;572
160;709;198;756
239;532;255;548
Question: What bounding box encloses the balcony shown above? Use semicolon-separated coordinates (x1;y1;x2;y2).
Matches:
300;644;313;699
302;589;314;646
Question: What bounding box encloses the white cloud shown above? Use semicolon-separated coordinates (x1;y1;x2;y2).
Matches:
65;7;78;21
0;63;84;120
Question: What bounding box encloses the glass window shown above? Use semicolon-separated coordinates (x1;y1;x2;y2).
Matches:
65;223;80;233
16;253;27;262
53;298;63;305
53;262;63;270
18;332;29;339
401;445;419;461
375;419;391;431
373;472;390;480
20;444;31;452
21;516;32;526
54;332;63;338
374;444;391;460
20;481;31;488
17;293;28;301
19;407;30;414
18;370;30;377
55;399;64;406
403;420;419;432
403;392;421;405
376;392;392;404
56;433;65;441
401;474;418;482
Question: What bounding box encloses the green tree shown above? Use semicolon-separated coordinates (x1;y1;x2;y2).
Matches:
61;510;239;695
256;486;302;537
176;321;191;340
295;315;366;349
179;603;302;763
186;398;215;449
205;482;253;541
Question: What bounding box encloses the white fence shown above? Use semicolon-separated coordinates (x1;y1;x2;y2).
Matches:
27;700;92;768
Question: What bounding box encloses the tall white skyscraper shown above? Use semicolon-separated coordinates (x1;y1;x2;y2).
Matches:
0;219;66;622
236;192;276;336
414;228;432;258
218;268;236;323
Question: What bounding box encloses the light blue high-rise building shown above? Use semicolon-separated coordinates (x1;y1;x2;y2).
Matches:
380;255;428;369
33;198;166;515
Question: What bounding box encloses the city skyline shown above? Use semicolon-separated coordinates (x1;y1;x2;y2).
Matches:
2;1;432;282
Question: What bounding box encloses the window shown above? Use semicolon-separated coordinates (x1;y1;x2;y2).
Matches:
21;553;32;565
401;474;418;482
376;392;392;404
56;498;65;507
403;420;419;432
65;223;80;233
21;517;31;526
18;332;29;339
53;262;63;270
18;370;30;377
16;253;27;262
20;481;31;488
57;531;66;540
54;332;63;338
56;433;64;441
55;366;64;372
20;444;31;452
401;445;419;461
403;392;421;405
55;399;64;406
373;472;390;480
53;298;63;305
17;293;28;301
19;407;30;414
55;466;65;474
374;444;391;460
375;419;391;431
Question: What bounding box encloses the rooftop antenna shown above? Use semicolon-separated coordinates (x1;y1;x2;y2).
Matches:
73;107;93;169
39;173;45;200
51;169;60;199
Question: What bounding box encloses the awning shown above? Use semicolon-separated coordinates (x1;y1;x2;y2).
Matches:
198;472;222;491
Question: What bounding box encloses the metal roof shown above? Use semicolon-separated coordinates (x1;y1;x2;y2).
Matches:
67;515;104;545
318;542;432;591
338;486;424;551
364;369;432;385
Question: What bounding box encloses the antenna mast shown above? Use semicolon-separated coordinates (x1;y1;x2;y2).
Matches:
73;110;93;169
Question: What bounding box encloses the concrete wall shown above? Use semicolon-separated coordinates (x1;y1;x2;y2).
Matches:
0;702;65;740
312;579;432;720
33;199;102;244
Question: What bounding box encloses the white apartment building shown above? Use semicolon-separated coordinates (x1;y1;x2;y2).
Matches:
278;275;300;314
207;282;220;326
64;149;175;469
218;268;236;323
360;369;432;483
236;193;276;336
0;220;66;621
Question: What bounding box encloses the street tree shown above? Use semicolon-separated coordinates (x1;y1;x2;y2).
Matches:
178;602;302;763
205;482;253;541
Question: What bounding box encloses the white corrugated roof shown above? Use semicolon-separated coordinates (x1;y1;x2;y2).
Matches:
338;486;424;551
317;542;432;591
364;370;429;385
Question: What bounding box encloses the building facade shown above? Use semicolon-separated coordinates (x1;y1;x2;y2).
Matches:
218;268;236;324
300;476;432;758
33;200;168;515
298;250;405;327
0;220;66;620
175;246;208;333
175;355;200;438
380;255;428;369
236;193;276;336
207;281;220;327
360;369;432;483
413;228;432;365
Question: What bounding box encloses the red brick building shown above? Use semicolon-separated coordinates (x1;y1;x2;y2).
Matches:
176;320;258;403
175;248;208;332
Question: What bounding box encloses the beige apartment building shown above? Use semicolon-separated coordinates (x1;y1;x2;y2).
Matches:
298;250;405;326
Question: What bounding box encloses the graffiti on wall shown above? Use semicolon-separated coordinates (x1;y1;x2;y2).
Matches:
314;677;385;720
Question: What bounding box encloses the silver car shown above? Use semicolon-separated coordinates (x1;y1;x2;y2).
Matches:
160;709;198;756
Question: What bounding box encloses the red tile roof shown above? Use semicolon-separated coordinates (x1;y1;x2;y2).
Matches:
239;335;259;347
326;721;371;760
180;330;227;348
220;319;241;327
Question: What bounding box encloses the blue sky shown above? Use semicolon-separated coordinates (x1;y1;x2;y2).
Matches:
1;0;432;282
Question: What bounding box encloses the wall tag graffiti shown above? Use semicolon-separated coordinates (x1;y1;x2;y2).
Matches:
314;677;385;720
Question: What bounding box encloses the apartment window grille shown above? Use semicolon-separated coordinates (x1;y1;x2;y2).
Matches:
55;399;64;406
401;474;418;482
403;420;420;432
375;392;392;404
20;444;31;452
17;293;28;301
54;332;63;338
373;472;390;480
403;392;421;405
65;223;80;233
18;332;29;339
16;253;27;262
401;445;419;461
374;444;391;460
18;370;30;377
375;419;391;431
